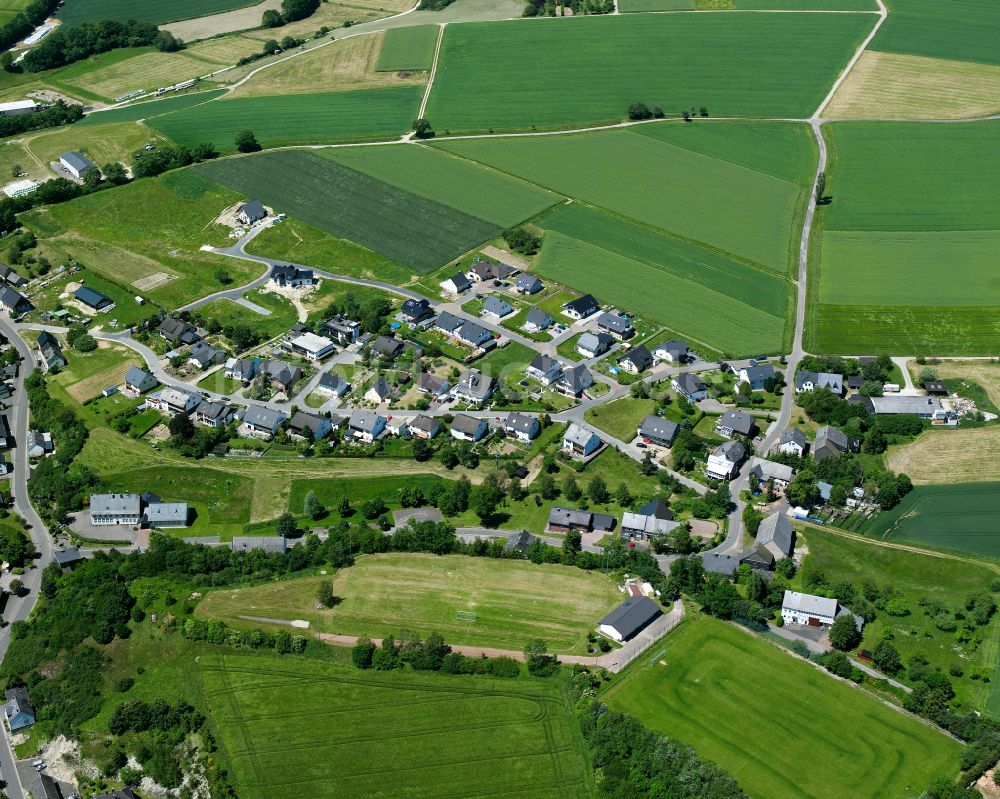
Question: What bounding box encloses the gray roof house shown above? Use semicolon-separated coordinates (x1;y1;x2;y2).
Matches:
60;150;96;178
515;274;543;294
482;296;514;319
503;412;539;441
225;357;258;382
0;285;31;315
504;530;538;552
547;506;616;533
89;493;142;525
778;426;808;456
34;774;61;799
400;298;433;323
409;414;441;439
37;331;65;369
555;364;594;397
706;440;746;480
562;423;602;458
526;353;563;385
523;307;553;332
418;372;450;398
4;686;34;732
455;319;493;349
124;366;157;394
870;395;944;417
671;373;707;401
715;409;756;438
737;363;776;391
348;409;387;441
577;331;614;358
652;339;689;363
371;335;404;359
264;359;302;391
701;551;740;577
188;342;225;370
450;413;489;442
364;375;393;403
453;369;494;404
237;200;266;224
622;499;680;539
619;345;653;374
440;271;473;294
813;425;852;460
159;316;200;345
596;312;635;340
637;415;679;447
755;512;794;561
795;371;844;395
747;456;795;486
599;597;662;642
195;400;235;428
241;405;287;436
288;411;332;440
143;501;189;528
232;536;287;554
562;294;599;319
317;372;350;397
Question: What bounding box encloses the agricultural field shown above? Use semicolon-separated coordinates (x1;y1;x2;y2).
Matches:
423;14;874;131
801;527;1000;709
810;121;1000;354
201;653;591;799
195;150;501;271
24;122;169;176
0;0;29;25
76;89;228;126
825;51;1000;119
19;170;261;310
148;85;422;150
537;204;790;356
376;24;440;72
229;32;426;98
604;614;961;799
323;144;560;228
870;0;1000;67
438;126;811;271
56;0;259;25
198;552;621;652
864;483;1000;559
620;0;876;9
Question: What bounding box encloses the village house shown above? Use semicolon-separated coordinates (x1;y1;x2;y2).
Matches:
867;395;945;419
526;353;563;386
599;596;662;642
25;430;53;458
418;372;450;400
715;409;756;439
671;373;707;402
232;536;287;555
4;686;35;732
737;363;776;391
74;285;114;312
288;411;332;440
561;294;599;320
813;425;853;460
61;150;97;179
546;506;616;534
505;530;537;553
371;335;405;360
348;409;386;442
236;200;266;225
37;331;65;370
225;357;258;383
621;499;680;540
652;339;689;364
450;413;489;442
746;456;795;489
781;590;845;628
0;285;31;316
453;369;494;404
286;332;335;362
322;315;362;345
239;405;287;439
158;317;200;346
515;274;543;295
400;298;433;325
270;264;314;288
482;296;514;320
755;513;794;561
618;344;653;374
503;412;539;443
317;372;351;398
522;307;553;333
0;264;27;288
124;366;157;395
563;423;602;458
386;417;409;437
147;387;199;416
188;342;225;370
778;427;808;457
795;371;844;395
596;312;635;341
264;360;302;393
409;414;441;439
466;260;516;283
364;376;393;404
142;495;189;529
0;414;10;449
195;400;236;428
554;364;594;398
439;272;472;295
706;440;745;480
701;551;741;577
434;311;493;349
637;415;679;448
577;332;614;359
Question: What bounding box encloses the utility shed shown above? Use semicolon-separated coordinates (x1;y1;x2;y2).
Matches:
598;596;662;642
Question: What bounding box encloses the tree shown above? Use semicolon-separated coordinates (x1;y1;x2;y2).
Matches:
524;638;557;676
412;118;434;139
337;496;352;517
316;580;337;608
538;473;559;500
235;129;261;153
859;379;883;398
262;9;284;27
276;512;297;538
829;483;848;507
562;529;581;560
412;437;431;462
472;479;502;525
167;412;195;442
697;573;739;618
815;171;827;203
614;481;632;507
502;226;541;256
562;475;581;502
828;613;862;651
304;490;325;520
872;640;902;675
214;268;233;285
744;570;768;604
281;0;320;22
587;475;608;505
863;427;887;454
9;578;24;596
101;162;128;185
191;141;218;161
627;101;652;120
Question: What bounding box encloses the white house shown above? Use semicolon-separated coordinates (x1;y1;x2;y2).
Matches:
618;345;652;374
60;151;97;180
526;354;562;386
671;373;707;402
652;339;688;364
563;423;601;458
562;294;599;320
123;366;157;396
599;597;662;642
236;200;266;225
778;427;808;457
503;412;539;443
577;332;613;359
781;591;838;627
439;272;472;295
239;406;287;439
348;409;386;442
89;493;142;526
364;376;393;404
706;440;745;480
795;371;844;395
286;332;335;362
147;388;199;417
409;415;441;439
450;414;488;442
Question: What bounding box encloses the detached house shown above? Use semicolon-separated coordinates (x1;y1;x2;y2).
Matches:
270;264;314;288
450;413;489;442
364;376;393;404
286;332;335;362
555;364;594;398
715;409;756;439
637;415;678;448
240;405;287;438
503;412;539;443
747;456;795;488
89;493;142;526
526;354;562;386
482;296;514;320
418;372;450;400
563;423;602;458
795;371;844;395
159;317;200;345
737;363;776;391
439;272;472;295
74;285;114;312
622;499;680;540
317;372;350;399
400;298;433;325
706;440;745;480
596;312;634;341
778;427;808;457
515;274;542;295
225;357;258;383
188;342;225;370
561;294;599;320
288;411;332;440
547;506;616;534
577;332;614;359
148;387;199;416
195;400;235;428
671;373;707;402
619;345;653;375
264;360;302;393
4;687;35;732
755;513;794;561
348;409;386;442
37;331;65;370
0;285;31;316
371;335;404;360
813;425;853;460
25;430;53;458
124;366;157;395
523;308;553;333
467;261;515;283
453;369;494;404
409;415;441;439
322;315;361;345
652;339;688;364
236;200;266;225
781;591;839;628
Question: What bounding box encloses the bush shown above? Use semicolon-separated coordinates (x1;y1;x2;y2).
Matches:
484;656;520;678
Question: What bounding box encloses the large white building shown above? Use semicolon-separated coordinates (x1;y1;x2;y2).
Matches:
89;493;142;526
0;100;39;117
781;590;838;627
286;332;335;361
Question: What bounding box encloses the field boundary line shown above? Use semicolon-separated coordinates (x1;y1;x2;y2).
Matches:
813;0;888;119
416;23;446;122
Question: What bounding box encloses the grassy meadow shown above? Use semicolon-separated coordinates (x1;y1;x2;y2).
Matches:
77;90;228;126
201;653;591;799
195;150;501;271
604;613;961;799
424;14;873;131
197;552;621;652
871;0;1000;66
57;0;257;24
376;25;440;72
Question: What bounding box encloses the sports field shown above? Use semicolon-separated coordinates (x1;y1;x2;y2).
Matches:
148;86;422;151
864;482;1000;559
195;150;501;271
424;14;873;131
322;144;559;228
811;120;1000;354
376;25;440;71
871;0;1000;66
437;125;812;271
201;653;590;799
604;614;960;799
198;552;621;652
57;0;258;25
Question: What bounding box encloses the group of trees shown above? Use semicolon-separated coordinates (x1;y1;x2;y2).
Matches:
0;0;58;58
179;616;307;653
262;0;320;27
65;323;96;353
15;19;181;73
627;102;664;120
502;226;541;256
0;100;83;139
133;141;218;178
166;411;228;458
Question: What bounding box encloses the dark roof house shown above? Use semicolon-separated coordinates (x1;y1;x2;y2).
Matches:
599;597;662;642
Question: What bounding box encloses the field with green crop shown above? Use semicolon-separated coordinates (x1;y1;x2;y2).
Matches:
620;0;875;9
196;150;501;271
871;0;1000;66
537;204;789;355
811;120;1000;354
148;86;422;151
322;144;559;228
201;653;591;799
57;0;257;24
376;24;440;71
78;90;228;126
198;552;621;652
864;483;1000;558
438;126;810;270
424;14;873;131
604;614;960;799
19;170;260;310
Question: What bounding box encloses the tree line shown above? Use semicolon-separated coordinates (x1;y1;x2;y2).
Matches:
12;19;182;73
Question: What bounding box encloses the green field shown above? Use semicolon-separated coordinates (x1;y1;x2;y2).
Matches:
196;150;500;272
864;482;1000;558
872;0;1000;66
201;653;590;799
194;289;300;342
198;552;622;652
604;614;960;799
77;89;228;126
376;25;440;71
19;170;260;311
537;204;790;355
802;526;1000;709
620;0;876;9
438;126;811;271
424;14;873;132
811;120;1000;354
288;474;452;519
149;87;422;151
322;144;559;228
57;0;257;24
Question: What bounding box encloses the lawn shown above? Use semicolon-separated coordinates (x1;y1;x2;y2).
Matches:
863;482;1000;559
287;474;453;520
26;122;168;176
200;652;590;799
37;270;163;328
77;89;227;126
322;144;560;228
584;396;656;443
57;0;258;24
603;613;961;799
438;125;812;271
60;51;225;102
19;170;261;311
801;526;1000;710
148;86;422;151
476;341;537;385
194;289;299;343
197;551;621;652
424;13;874;131
376;24;440;72
871;0;1000;66
195;150;500;272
